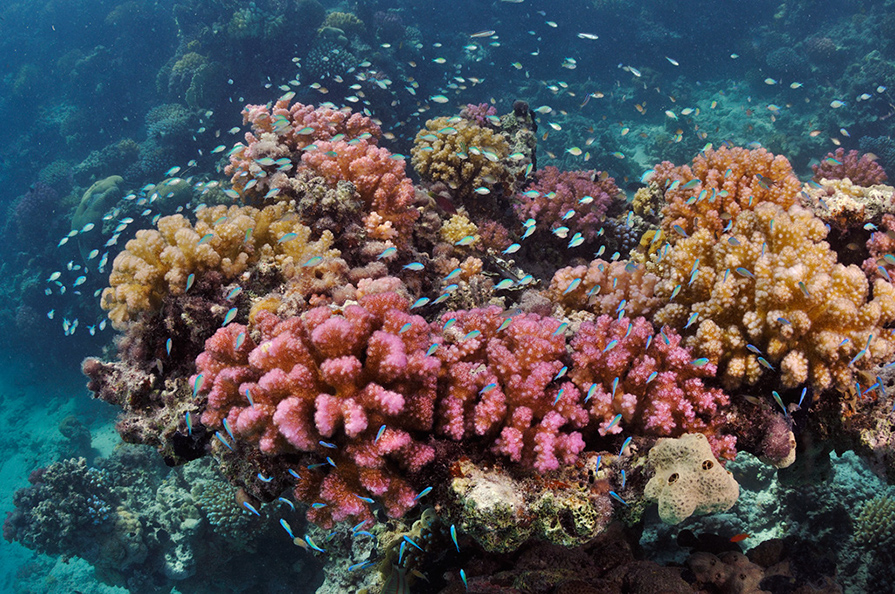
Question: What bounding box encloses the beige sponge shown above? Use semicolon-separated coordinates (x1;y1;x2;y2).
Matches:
644;433;739;525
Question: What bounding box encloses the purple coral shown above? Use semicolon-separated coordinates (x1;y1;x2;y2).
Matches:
813;148;888;186
514;166;619;243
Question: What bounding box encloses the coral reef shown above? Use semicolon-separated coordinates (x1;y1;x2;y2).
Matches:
652;146;801;243
813;148;888;186
195;292;439;527
514;166;620;243
100;202;338;329
650;202;895;390
411;115;512;204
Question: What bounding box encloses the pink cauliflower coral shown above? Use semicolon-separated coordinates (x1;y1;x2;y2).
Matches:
225;99;381;199
194;292;439;528
432;306;589;473
569;316;735;459
301;139;419;245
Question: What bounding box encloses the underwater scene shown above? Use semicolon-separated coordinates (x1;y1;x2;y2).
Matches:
5;0;895;592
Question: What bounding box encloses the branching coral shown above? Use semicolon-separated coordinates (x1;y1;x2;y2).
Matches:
100;202;338;329
569;317;735;459
652;146;801;243
411;116;512;203
226;99;381;201
548;259;661;318
301;139;418;245
651;201;895;390
813;148;888;186
195;292;440;528
431;306;587;473
514;166;619;243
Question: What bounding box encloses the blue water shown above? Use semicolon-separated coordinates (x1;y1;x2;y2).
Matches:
2;0;895;591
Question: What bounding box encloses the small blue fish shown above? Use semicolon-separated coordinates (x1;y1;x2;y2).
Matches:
221;418;235;441
223;307;238;326
348;560;374;571
461;330;481;341
278;497;295;511
609;491;628;506
375;425;387;443
553;388;565;406
354;530;376;539
691;357;709;367
311;502;327;509
280;518;295;538
611;377;619;398
503;243;521;254
166;338;172;355
619;436;632;456
480;383;498;395
850;348;867;366
607;413;622;431
198;233;214;244
227;287;243;300
746;344;762;355
603;340;618;352
245;387;254;407
287;468;300;479
554;366;568;380
319;440;337;449
378;246;397;259
758;357;775;370
302;256;323;267
193;374;204;396
185;411;192;435
186;273;195;292
620;469;627;489
798;281;810;298
236;332;246;350
354;494;375;504
304;536;326;553
646;371;657;384
414;486;433;500
460;569;468;590
685;312;699;328
411;297;430;309
735;267;755;279
564;278;582;294
443;318;457;331
672;224;689;237
277;232;297;244
403;535;424;551
257;473;273;483
426;344;439;356
451;524;460;551
455;235;476;246
399;322;413;334
403;262;425;271
585;383;597;403
242;501;261;516
772;391;788;416
553;322;569;336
